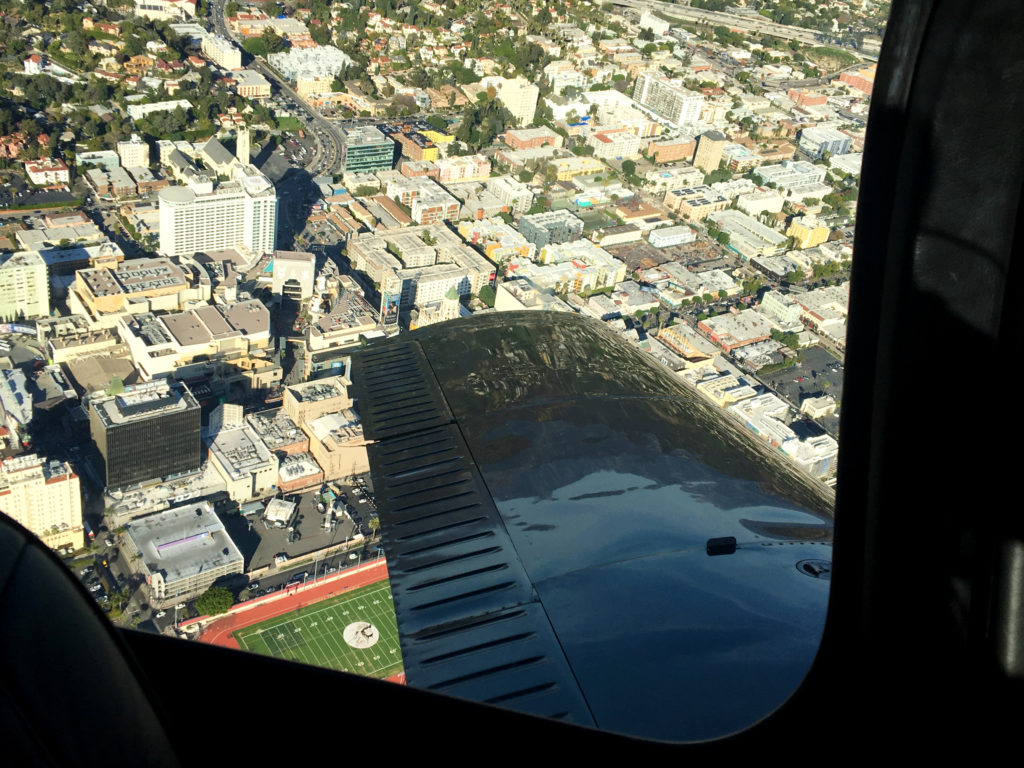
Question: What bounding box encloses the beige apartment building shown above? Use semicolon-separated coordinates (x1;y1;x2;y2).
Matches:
283;377;354;425
693;130;727;173
0;455;84;552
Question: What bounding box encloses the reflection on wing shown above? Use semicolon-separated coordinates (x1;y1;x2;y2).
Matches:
353;311;833;741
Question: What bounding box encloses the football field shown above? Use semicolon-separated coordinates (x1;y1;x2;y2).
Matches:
233;581;403;678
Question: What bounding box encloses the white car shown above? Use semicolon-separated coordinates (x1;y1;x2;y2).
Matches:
155;611;167;619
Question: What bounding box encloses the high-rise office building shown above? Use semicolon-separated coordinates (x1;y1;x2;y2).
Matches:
89;379;201;489
632;73;704;127
340;126;395;174
158;164;277;258
0;455;84;551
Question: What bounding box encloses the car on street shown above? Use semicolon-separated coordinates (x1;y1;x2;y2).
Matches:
248;581;260;591
155;611;166;619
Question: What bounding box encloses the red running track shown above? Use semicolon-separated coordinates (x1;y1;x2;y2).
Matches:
193;560;403;683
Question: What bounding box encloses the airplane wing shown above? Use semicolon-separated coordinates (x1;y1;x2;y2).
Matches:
351;311;833;741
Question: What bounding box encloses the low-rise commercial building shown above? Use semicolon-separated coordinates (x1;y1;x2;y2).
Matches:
284;376;353;425
305;288;383;374
206;404;278;502
518;209;585;248
122;501;243;608
494;276;574;312
436;154;490;184
504;127;563;150
385;176;460;225
648;225;697;248
117;299;273;382
707;210;788;258
644;165;704;193
663;185;729;220
347;224;491;312
201;34;241;69
798;126;852;159
231;69;271;99
68;257;209;329
486;175;534;215
271;250;315;300
247;408;309;458
759;290;803;326
24;158;70;185
737;189;786;217
303;409;370;481
646;137;697;164
550;156;605;181
786;215;830;250
587;126;642;159
698;308;775;352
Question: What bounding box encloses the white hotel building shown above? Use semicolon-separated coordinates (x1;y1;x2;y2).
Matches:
158;165;277;258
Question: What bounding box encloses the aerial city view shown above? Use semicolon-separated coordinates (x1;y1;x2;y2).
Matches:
0;0;888;739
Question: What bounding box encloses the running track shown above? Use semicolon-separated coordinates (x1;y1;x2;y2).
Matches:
191;560;404;683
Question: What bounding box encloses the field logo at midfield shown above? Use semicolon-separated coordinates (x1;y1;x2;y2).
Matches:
344;621;380;649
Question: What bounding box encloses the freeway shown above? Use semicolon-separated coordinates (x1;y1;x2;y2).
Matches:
612;0;856;50
208;0;345;177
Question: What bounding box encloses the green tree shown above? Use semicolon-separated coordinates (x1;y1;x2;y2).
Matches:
621;159;636;178
770;328;801;349
261;28;286;54
196;586;233;616
243;37;268;57
368;517;380;536
478;284;496;307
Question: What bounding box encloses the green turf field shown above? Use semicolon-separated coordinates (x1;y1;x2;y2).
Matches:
233;582;403;678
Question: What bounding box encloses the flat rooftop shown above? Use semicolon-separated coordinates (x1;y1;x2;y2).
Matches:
92;379;198;428
125;501;243;583
246;408;306;451
208;424;275;479
279;452;322;482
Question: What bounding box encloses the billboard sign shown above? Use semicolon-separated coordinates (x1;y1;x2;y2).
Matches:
380;284;401;328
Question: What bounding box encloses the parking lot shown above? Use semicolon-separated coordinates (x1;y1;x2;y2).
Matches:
756;345;844;437
220;476;378;574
